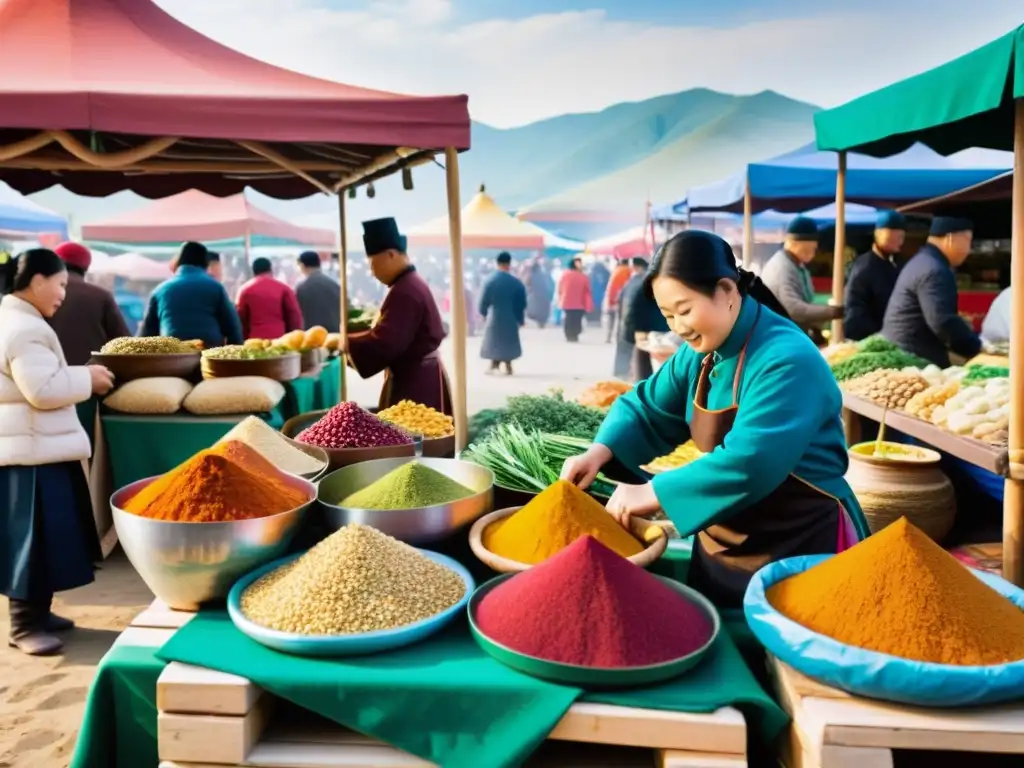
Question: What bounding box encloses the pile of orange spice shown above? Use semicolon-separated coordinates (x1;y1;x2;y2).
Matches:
124;440;309;523
768;518;1024;666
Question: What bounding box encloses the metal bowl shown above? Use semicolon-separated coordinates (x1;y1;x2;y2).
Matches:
317;457;494;544
278;434;330;482
111;475;316;611
90;352;200;383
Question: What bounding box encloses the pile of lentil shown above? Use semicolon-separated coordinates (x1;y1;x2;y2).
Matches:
100;336;197;354
240;524;466;635
483;480;644;564
378;400;455;439
338;461;474;509
476;535;712;667
219;416;326;476
768;517;1024;665
297;402;412;449
124;440;309;522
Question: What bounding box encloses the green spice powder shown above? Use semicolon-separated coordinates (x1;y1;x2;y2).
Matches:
339;462;475;510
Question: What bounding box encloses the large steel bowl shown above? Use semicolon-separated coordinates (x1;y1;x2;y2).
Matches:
317;457;494;544
111;475;316;610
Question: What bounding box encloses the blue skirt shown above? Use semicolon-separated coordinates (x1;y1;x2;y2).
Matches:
0;462;97;601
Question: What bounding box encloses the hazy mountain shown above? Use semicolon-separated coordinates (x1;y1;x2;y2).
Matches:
27;88;818;239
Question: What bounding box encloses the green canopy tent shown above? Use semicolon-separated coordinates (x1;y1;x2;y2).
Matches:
813;25;1024;585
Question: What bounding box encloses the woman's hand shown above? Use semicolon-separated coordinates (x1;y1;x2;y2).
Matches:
605;482;660;531
560;444;612;490
88;364;115;395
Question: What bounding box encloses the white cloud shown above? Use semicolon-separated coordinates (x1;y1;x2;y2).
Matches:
156;1;1023;127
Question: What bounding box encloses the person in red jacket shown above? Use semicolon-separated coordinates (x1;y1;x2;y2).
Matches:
235;257;304;340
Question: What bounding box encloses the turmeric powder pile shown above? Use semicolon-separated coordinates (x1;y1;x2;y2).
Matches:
483;480;644;564
124;440;310;523
768;517;1024;666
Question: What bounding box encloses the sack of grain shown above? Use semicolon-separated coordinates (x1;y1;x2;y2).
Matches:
183;376;286;415
103;377;193;414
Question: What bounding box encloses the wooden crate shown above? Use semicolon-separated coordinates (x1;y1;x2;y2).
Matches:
770;655;1024;768
133;600;748;768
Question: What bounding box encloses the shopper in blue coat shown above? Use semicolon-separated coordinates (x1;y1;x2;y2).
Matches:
561;231;868;607
479;252;527;375
140;241;243;349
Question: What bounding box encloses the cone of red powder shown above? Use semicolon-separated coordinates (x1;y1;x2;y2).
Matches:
474;535;714;668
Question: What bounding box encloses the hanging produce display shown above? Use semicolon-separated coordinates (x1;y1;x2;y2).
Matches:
239;524;466;636
336;462;475;510
465;424;617;497
767;518;1024;666
475;535;713;668
481;480;643;564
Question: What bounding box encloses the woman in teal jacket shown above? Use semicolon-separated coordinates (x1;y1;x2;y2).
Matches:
562;230;868;607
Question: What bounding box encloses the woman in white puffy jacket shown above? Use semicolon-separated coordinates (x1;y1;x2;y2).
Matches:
0;249;114;656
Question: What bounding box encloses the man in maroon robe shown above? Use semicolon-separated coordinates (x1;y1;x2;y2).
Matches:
345;218;453;415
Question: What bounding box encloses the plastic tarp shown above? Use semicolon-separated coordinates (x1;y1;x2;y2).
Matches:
585;225;669;258
81;191;335;246
90;252;171;281
744;555;1024;707
0;182;68;237
899;172;1014;239
684;143;1011;214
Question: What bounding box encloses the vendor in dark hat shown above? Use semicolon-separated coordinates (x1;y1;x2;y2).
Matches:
344;218;451;414
882;216;981;367
844;210;906;341
760;216;841;340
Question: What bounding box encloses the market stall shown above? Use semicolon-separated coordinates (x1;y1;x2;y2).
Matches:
0;181;68;238
0;0;472;444
812;23;1023;583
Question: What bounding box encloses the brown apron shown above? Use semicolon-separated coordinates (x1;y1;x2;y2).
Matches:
686;306;845;608
379;349;453;416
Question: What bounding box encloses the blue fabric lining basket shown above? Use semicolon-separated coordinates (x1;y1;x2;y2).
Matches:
744;554;1024;707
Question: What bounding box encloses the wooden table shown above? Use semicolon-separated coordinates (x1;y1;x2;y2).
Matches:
131;601;750;768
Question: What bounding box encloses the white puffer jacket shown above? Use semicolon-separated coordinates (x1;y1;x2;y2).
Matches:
0;294;92;466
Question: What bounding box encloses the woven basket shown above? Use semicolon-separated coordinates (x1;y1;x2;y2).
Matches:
845;443;956;542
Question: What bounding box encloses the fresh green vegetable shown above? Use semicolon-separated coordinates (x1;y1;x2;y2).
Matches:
856;335;898;354
963;365;1010;385
465;424;618;498
830;350;930;382
467;390;605;443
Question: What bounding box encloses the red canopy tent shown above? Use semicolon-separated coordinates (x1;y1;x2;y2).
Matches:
0;0;474;447
82;190;336;246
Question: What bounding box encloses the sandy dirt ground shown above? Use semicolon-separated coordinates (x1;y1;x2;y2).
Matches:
0;324;617;767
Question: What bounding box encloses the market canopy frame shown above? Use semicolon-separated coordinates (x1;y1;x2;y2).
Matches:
0;0;474;449
812;25;1024;585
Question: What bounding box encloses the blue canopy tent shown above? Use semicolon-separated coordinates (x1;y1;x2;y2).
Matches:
684;142;1011;214
0;182;68;238
652;200;879;227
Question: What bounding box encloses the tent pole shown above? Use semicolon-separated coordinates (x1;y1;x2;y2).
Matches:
1004;98;1024;586
444;147;468;453
742;177;753;268
830;151;847;342
337;192;349;403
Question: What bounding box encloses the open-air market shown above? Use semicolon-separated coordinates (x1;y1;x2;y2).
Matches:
1;1;1024;767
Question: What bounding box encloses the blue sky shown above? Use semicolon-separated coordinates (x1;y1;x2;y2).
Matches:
160;0;1023;127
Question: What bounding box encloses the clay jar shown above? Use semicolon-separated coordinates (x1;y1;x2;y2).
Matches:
845;442;956;542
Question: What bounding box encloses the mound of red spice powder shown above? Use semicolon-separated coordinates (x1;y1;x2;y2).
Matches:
297;402;412;449
475;535;713;668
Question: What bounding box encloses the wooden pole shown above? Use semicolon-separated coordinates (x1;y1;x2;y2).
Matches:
444;148;469;453
830;151;848;342
337;193;349;402
742;177;753;269
1004;98;1024;586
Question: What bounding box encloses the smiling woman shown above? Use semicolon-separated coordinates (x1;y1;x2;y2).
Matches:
560;230;870;608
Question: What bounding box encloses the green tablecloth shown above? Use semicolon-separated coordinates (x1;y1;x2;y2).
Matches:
315;356;342;410
69;640;163;768
158;611;786;768
76;397;98;450
102;410;285;489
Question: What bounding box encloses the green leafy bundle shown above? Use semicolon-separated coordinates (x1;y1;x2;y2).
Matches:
963;365;1010;385
467;390;605;443
830;350;930;382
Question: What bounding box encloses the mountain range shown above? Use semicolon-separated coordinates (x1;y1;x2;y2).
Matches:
27;88;819;243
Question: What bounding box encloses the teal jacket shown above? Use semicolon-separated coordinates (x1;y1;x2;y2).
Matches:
595;295;869;540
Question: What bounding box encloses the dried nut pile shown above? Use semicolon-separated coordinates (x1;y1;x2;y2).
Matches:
843;369;928;410
904;380;961;422
203;345;289;360
240;524;466;635
100;336;197;354
298;402;412;449
377;400;454;439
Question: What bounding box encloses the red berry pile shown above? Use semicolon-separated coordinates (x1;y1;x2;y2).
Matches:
296;402;412;449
